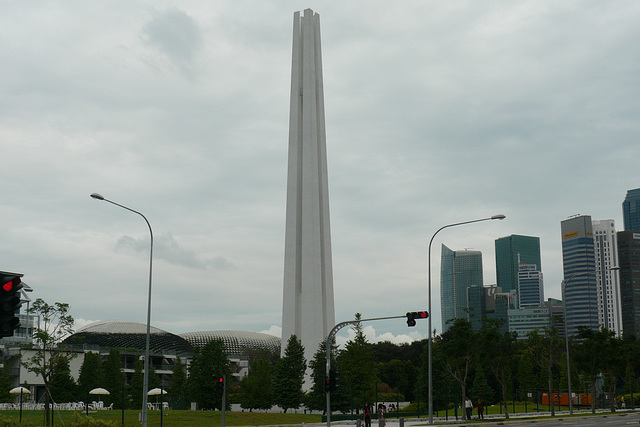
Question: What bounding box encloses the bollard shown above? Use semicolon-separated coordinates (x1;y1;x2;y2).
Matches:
357;419;362;427
399;417;404;427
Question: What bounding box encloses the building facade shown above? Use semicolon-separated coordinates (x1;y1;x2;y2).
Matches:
495;235;541;297
617;231;640;337
440;245;483;332
592;219;622;336
622;188;640;231
561;215;599;337
518;262;544;307
508;306;551;340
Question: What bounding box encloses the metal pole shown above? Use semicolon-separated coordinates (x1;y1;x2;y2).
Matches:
427;214;506;424
562;280;573;415
221;375;226;427
90;193;153;427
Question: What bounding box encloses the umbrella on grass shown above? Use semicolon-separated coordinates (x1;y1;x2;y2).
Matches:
10;386;30;422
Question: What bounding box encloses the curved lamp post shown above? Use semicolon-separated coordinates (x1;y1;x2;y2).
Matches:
91;193;153;427
427;214;505;423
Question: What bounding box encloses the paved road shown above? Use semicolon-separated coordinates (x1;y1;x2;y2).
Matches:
491;412;640;427
347;410;640;427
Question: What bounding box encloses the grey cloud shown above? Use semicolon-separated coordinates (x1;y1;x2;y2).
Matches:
116;232;232;270
142;8;203;74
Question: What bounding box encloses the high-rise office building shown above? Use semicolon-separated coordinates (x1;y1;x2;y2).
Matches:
561;215;598;337
518;261;544;307
495;235;541;296
440;245;483;333
622;188;640;231
592;219;622;336
617;231;640;337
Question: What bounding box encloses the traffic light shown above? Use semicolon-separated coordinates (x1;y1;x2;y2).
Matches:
406;311;428;327
0;272;23;337
217;376;225;393
325;370;337;392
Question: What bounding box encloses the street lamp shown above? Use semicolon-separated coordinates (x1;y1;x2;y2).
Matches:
562;266;619;415
427;214;505;423
91;193;153;427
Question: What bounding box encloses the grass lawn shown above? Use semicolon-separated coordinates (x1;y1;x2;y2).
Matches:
0;409;323;426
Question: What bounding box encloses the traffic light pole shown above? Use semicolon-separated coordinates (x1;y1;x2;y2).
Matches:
221;375;226;427
325;314;415;427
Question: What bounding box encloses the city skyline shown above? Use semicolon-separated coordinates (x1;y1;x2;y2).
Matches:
1;3;640;344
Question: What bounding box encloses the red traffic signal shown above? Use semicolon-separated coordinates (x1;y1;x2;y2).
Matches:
406;311;429;327
0;272;24;337
2;276;20;292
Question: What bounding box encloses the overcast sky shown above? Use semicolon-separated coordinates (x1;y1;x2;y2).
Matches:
2;1;639;347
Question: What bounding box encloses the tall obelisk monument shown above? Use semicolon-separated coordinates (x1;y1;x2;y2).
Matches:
281;9;335;368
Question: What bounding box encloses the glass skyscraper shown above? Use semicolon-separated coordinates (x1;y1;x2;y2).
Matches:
561;215;598;337
623;188;640;231
495;235;541;296
617;231;640;337
440;244;483;333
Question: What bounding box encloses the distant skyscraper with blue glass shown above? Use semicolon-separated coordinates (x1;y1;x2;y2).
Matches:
623;188;640;231
440;245;483;333
495;235;541;296
561;215;598;337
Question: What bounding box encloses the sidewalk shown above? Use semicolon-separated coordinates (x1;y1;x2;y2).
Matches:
322;408;639;427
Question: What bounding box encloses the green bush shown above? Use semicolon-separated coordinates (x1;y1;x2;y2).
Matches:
617;393;640;408
376;393;405;402
68;412;118;427
0;414;21;427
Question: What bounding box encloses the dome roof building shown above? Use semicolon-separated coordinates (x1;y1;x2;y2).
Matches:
180;330;281;357
64;320;194;357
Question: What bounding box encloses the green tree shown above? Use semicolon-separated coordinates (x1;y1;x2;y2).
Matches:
525;326;562;416
77;352;104;404
378;359;410;402
240;359;273;411
425;341;458;413
129;357;144;410
307;341;328;413
574;327;619;413
49;357;77;403
437;318;477;420
273;334;306;413
22;299;75;427
515;350;539;402
0;362;13;403
188;340;230;410
169;357;188;410
307;339;346;413
470;368;493;409
102;349;125;409
338;314;376;414
479;320;516;418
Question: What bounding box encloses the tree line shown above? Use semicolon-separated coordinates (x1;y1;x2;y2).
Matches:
11;299;640;424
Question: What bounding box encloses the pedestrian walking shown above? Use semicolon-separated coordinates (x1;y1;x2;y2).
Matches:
476;399;484;420
465;396;473;420
378;403;386;427
364;403;372;427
